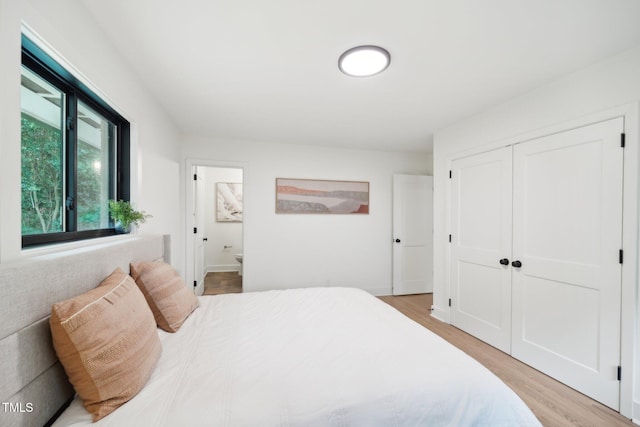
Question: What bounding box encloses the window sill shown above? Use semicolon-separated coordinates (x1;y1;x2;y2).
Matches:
21;233;137;260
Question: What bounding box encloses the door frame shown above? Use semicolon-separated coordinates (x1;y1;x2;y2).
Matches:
442;103;638;418
185;158;247;296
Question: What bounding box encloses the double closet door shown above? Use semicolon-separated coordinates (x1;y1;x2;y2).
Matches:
450;117;624;410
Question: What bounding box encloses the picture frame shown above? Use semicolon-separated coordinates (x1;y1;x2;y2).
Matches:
217;182;243;222
276;178;369;214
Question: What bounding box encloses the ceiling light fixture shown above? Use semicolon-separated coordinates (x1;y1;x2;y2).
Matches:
338;45;390;77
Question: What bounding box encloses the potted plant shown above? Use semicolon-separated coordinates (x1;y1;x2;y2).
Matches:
108;200;151;234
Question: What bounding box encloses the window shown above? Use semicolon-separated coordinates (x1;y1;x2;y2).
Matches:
20;35;130;247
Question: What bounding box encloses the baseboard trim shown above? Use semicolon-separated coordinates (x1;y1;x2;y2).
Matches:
206;265;240;273
430;305;449;323
632;400;640;425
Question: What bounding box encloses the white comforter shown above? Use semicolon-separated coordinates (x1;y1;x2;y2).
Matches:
54;287;541;426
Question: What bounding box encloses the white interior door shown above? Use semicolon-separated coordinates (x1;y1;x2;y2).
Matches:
392;174;433;295
511;118;624;410
450;147;512;353
193;167;206;294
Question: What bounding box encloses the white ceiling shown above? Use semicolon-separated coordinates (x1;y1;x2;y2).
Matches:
81;0;640;153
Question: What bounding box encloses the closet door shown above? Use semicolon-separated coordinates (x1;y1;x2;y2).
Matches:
511;117;624;410
450;147;512;353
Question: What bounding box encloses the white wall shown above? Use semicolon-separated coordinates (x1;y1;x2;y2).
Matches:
433;44;640;421
0;0;184;272
184;137;431;296
203;167;243;272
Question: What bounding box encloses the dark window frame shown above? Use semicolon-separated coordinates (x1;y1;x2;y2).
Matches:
21;35;130;248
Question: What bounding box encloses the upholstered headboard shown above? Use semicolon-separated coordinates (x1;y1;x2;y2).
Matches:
0;234;170;427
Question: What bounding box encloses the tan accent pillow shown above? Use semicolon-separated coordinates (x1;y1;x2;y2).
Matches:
50;268;162;421
130;261;199;332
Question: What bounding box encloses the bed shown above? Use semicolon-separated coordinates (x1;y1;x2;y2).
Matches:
0;235;541;426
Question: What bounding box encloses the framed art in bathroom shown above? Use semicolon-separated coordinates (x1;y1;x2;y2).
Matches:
217;182;243;222
276;178;369;214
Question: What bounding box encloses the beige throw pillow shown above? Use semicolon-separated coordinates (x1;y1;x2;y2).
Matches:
50;268;162;421
130;261;199;332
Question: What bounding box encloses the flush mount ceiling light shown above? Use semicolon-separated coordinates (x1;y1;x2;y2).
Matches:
338;45;390;77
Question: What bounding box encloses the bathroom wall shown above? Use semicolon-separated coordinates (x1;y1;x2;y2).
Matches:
202;167;243;272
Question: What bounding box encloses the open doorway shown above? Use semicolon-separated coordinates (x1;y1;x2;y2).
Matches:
202;166;243;295
187;161;244;296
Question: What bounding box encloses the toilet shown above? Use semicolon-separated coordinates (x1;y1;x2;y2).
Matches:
235;254;243;276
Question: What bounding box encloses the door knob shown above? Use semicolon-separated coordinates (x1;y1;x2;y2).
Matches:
395;238;401;243
511;260;522;268
203;237;208;242
499;258;509;266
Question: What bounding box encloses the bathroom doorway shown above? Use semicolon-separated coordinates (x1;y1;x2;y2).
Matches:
201;166;243;295
187;160;245;296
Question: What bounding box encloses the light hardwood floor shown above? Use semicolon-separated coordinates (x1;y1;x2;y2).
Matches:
203;271;242;295
378;293;634;427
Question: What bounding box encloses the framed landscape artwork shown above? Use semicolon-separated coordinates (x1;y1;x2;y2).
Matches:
217;182;243;222
276;178;369;214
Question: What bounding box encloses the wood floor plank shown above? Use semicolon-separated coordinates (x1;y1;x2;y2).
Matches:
378;294;635;427
203;271;242;295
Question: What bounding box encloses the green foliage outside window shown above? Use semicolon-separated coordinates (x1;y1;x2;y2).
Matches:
21;116;63;235
21;116;104;235
77;140;105;231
